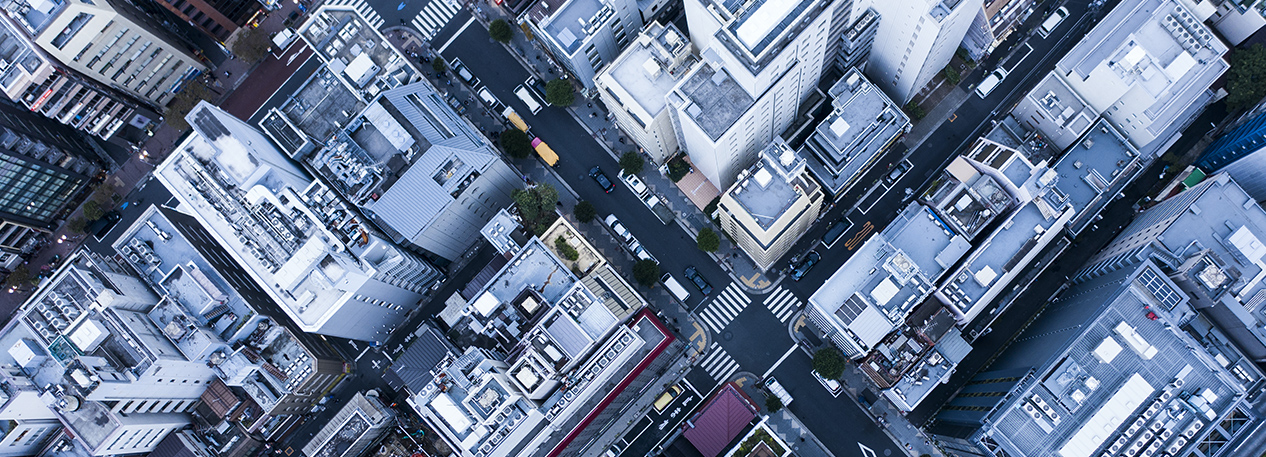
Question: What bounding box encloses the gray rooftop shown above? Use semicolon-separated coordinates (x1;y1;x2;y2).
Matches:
281;67;364;142
809;203;970;356
964;261;1260;457
1052;120;1143;235
532;0;602;56
672;64;754;141
804;68;908;195
727;140;814;231
596;22;693;128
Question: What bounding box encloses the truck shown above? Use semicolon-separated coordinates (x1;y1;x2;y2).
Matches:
531;137;559;166
514;85;543;114
643;194;675;225
502;107;529;133
477;86;503;112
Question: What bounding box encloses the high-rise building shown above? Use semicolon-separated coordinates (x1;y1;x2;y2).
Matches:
594;21;694;163
1207;0;1258;46
1011;0;1227;156
865;0;977;103
670;0;846;189
522;0;643;92
716;138;823;270
1076;173;1266;364
21;0;208;110
0;10;150;140
0;369;62;457
157;101;442;343
1193;109;1266;202
934;256;1263;457
800;67;908;198
0;100;100;260
301;392;395;457
960;0;1037;60
0;251;215;455
145;0;260;41
262;6;521;263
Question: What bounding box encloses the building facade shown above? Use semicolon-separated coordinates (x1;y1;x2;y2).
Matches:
522;0;642;92
717;138;823;270
960;0;1036;60
865;0;977;103
594;21;693;163
800;67;908;198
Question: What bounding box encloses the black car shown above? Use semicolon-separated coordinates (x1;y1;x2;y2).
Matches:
790;251;821;281
683;266;713;295
822;219;848;246
885;160;912;185
589;166;615;193
91;211;123;241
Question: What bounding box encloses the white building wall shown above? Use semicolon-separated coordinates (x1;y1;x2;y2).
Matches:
91;415;186;456
0;420;60;456
1210;2;1265;46
866;0;977;103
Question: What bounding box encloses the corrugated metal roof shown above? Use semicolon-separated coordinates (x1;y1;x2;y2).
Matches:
684;384;757;457
388;325;455;395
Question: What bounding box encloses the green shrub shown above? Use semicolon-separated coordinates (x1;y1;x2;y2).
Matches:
632;259;660;287
696;228;719;252
667;157;690;182
554;236;579;261
943;66;961;85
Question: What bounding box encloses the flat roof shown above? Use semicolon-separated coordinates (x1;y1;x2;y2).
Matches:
803;69;908;193
1052;120;1141;235
597;22;692;127
537;0;601;55
727;141;808;231
672;64;754;141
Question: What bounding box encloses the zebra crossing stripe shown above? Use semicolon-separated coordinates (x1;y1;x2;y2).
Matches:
723;283;751;303
715;361;740;382
699;311;724;334
710;298;739;322
418;8;442;29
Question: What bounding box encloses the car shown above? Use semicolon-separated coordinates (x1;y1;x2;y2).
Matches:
822;218;849;247
790;251;821;281
449;58;480;86
590;166;615;193
604;214;634;243
619;171;648;195
653;384;684;412
1038;7;1070;38
975;69;1008;98
91;211;123;241
683;266;713;295
476;87;504;112
632;245;656;263
885;160;912;186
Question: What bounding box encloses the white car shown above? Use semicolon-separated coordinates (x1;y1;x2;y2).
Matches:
604;214;634;243
620;171;648;196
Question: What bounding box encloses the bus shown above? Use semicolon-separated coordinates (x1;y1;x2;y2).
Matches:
531;137;559;166
514;85;543;114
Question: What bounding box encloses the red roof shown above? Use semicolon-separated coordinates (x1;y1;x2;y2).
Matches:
684;384;757;457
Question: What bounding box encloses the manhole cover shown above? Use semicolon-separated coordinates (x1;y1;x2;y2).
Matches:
883;449;891;456
723;331;733;341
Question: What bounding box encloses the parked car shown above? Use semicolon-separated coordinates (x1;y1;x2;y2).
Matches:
975;69;1008;98
885;160;912;185
619;171;648;195
683;266;713;295
661;273;690;302
653;384;684;412
91;211;123;241
632;245;656;263
822;219;849;247
790;251;821;281
1038;7;1070;38
604;214;634;244
449;58;480;86
590;166;615;193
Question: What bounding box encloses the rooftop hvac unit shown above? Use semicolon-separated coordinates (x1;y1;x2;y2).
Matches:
1110;443;1122;453
1160;430;1172;439
1171;379;1184;388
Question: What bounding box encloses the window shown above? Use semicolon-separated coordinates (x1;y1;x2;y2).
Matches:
51;13;95;49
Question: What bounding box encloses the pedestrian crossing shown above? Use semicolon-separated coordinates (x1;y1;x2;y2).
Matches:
699;342;740;383
324;0;385;29
411;0;461;40
763;286;803;323
697;283;750;333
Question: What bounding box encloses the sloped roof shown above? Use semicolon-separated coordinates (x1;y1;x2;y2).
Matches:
200;378;241;419
684;384;757;457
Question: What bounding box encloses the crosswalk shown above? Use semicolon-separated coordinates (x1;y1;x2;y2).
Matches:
763;286;803;323
411;0;461;40
324;0;385;29
697;283;750;333
699;342;740;383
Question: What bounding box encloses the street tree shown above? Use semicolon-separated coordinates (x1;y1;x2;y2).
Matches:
511;184;559;235
82;200;104;221
812;347;846;380
619;151;644;175
696;227;720;252
632;260;660;287
546;79;575;106
500;129;533;159
488;19;514;44
432;57;447;74
1227;44;1266;110
232;27;271;63
573;200;596;223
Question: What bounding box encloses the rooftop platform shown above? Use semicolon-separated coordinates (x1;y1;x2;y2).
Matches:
597;22;693;128
1052;120;1142;236
528;0;602;55
671;65;754;141
803;68;908;196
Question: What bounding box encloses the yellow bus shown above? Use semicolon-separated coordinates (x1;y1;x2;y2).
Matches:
532;137;559;166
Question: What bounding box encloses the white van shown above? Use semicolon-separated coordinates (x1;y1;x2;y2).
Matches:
661;273;690;303
514;85;543;114
1038;7;1069;38
477;87;503;111
975;69;1008;98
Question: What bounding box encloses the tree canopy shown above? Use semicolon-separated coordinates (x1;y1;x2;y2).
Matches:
488;19;514;44
696;227;720;252
546;79;575;106
500;129;533;159
1227;44;1266;110
812;347;846;380
573;200;596;223
232;27;271;63
632;259;660;287
619;151;644;176
512;184;559;235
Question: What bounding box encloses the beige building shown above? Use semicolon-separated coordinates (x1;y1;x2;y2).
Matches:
33;0;206;109
717;138;823;270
